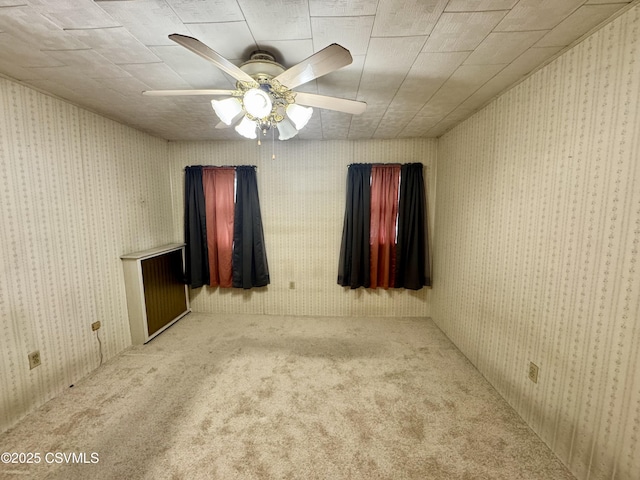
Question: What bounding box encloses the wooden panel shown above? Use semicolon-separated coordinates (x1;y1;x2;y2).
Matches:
141;249;187;336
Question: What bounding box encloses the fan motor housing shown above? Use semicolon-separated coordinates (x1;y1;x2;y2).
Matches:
240;50;285;80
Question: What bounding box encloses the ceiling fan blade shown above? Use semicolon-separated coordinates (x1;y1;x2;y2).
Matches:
143;89;235;97
168;34;255;83
294;92;366;115
274;44;353;89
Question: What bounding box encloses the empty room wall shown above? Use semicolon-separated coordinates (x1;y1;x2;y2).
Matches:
0;78;174;433
168;138;436;317
431;5;639;480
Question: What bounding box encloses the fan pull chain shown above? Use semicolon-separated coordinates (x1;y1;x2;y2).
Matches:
272;126;275;159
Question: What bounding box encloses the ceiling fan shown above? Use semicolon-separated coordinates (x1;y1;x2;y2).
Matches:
143;34;367;140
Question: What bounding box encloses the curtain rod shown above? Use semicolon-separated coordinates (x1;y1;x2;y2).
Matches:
347;162;422;167
347;163;400;167
183;165;257;171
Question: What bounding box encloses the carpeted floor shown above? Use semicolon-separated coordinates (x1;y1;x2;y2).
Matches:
0;313;575;479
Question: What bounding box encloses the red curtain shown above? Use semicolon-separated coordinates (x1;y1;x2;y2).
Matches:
370;165;400;289
202;168;235;287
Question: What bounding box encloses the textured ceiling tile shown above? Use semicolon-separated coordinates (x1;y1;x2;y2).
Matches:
0;62;47;81
74;93;136;115
373;110;416;138
311;16;373;55
119;62;192;90
95;76;156;98
423;11;508;52
31;0;120;29
420;63;506;116
0;6;89;50
27;73;123;108
372;0;448;37
400;115;442;137
0;32;65;68
318;110;352;139
258;40;315;67
296;114;323;139
141;104;223;140
24;78;94;104
113;101;221;140
536;4;623;47
237;0;311;41
389;51;470;112
445;0;518;11
185;22;257;60
97;0;189;46
164;0;244;23
0;0;633;141
495;0;585;32
292;79;319;94
358;36;426;105
464;31;548;65
498;46;563;77
455;70;524;112
67;27;160;64
309;0;378;16
149;45;235;89
45;50;131;79
348;103;386;139
317;56;365;100
436;105;477;127
425;116;464;136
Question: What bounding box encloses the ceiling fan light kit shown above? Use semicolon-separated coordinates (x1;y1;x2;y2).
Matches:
144;34;367;142
211;98;243;126
243;88;273;119
276;117;298;141
235;116;259;140
286;103;313;131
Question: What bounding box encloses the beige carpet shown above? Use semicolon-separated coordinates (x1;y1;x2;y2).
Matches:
0;313;574;480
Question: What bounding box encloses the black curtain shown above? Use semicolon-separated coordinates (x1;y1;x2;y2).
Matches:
396;163;430;289
232;166;270;289
184;166;209;288
337;163;372;288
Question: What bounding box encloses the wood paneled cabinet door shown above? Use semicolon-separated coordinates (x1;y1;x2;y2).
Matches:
121;244;190;344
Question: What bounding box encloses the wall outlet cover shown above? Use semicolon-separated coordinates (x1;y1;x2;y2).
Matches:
28;351;41;370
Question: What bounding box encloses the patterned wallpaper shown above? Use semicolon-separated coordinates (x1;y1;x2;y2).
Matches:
431;5;639;480
0;78;174;432
168;138;436;317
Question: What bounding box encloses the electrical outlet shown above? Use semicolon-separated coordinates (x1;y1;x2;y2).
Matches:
28;351;41;370
528;362;539;384
91;321;101;331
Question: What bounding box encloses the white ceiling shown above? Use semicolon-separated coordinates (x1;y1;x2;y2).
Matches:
0;0;634;141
